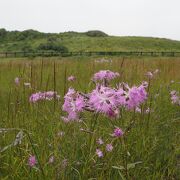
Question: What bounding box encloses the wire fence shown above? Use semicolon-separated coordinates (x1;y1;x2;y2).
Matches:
0;51;180;58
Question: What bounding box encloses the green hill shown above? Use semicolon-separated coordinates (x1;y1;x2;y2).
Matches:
0;28;180;52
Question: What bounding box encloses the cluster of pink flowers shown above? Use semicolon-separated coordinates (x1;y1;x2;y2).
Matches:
89;83;147;117
96;142;113;158
95;128;123;158
96;146;114;157
62;88;85;122
28;154;55;167
93;70;119;82
170;90;180;106
61;70;148;121
29;91;60;103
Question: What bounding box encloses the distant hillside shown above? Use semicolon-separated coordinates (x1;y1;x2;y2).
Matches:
0;28;180;52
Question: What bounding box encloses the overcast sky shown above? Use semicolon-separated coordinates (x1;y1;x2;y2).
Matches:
1;0;180;40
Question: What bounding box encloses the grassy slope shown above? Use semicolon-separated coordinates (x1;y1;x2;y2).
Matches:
62;36;180;51
1;31;180;52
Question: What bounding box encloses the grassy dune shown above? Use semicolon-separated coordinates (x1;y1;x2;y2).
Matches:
59;36;180;52
0;57;180;179
1;29;180;52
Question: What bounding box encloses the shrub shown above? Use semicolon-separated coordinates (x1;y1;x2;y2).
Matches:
0;28;7;40
86;30;108;37
21;44;33;52
16;30;43;41
37;42;68;52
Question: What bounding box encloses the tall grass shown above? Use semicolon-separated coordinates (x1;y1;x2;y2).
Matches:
0;56;180;179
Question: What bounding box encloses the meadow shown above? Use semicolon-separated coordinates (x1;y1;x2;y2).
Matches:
0;56;180;179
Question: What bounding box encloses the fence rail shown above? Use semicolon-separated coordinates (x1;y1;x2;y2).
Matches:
0;51;180;58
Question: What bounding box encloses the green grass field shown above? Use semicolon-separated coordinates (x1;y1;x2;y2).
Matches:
0;56;180;179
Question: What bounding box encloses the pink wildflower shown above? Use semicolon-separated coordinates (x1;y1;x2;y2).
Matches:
114;87;126;107
106;144;113;152
62;88;85;121
170;90;180;105
29;92;42;103
15;77;20;85
96;149;103;158
49;156;55;164
135;107;141;113
115;82;147;110
146;72;153;79
61;116;72;123
89;86;119;118
29;91;59;103
113;127;124;137
146;69;159;79
93;70;119;82
170;90;177;96
43;91;59;100
68;75;76;82
97;138;104;145
142;81;148;88
124;83;148;109
61;159;68;169
28;155;36;167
